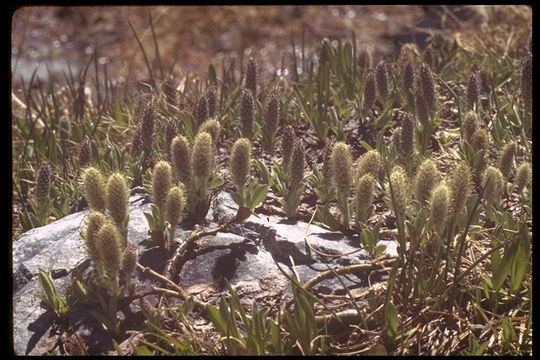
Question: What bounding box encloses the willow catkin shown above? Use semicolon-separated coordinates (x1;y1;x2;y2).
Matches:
198;118;221;145
482;166;504;207
105;173;129;230
262;92;280;151
244;57;258;96
230;138;252;190
79;136;93;167
82;211;107;263
419;62;436;114
388;165;410;219
415;158;440;206
429;183;450;233
355;174;376;223
152;161;172;209
516;162;532;192
449;162;471;214
35;162;52;204
191;132;214;181
240;88;255;139
194;95;208;128
289;142;305;188
467;71;479;109
121;241;138;276
165;186;184;226
355;150;382;182
83;167;106;212
462;111;478;143
96;223;122;278
205;86;217;117
375;60;389;100
171;135;192;185
331;142;353;196
141;101;155;153
498;141;516;180
399;111;415;157
362;71;376;112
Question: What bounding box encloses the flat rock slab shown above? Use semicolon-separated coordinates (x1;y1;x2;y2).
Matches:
13;192;398;355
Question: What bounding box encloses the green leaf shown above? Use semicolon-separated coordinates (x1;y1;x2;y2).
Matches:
209;176;224;189
249;184;269;210
384;301;398;340
207;304;227;334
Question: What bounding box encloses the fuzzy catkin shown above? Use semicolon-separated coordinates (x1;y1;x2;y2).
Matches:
152;161;172;209
419;62;436;114
198;118;221;145
482;166;504;207
498;142;516;180
355;174;376;222
289;142;305;188
192;132;214;180
462;111;478;143
449;162;471;214
281;126;294;171
399;111;415;157
205;86;217;117
331;142;353;196
83;167;106;212
471;128;489;152
35;162;52;203
164;120;177;158
355;150;382;182
262;92;280;151
388;165;410;219
83;211;107;262
121;241;138;275
415;158;440;206
171;135;192;185
429;183;450;233
194;95;208;128
230;138;252;190
106;173;129;229
97;223;122;277
141;101;155;153
244;57;258;97
516;162;532;192
467;71;479;109
79;137;93;167
375;61;389;100
165;186;184;226
362;71;376;112
240;89;255;139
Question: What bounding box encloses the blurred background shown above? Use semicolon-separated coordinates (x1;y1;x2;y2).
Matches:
11;5;531;86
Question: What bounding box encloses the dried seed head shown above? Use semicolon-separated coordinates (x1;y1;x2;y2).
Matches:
355;174;376;222
467;71;479;109
355;150;382;182
331;142;353;195
243;57;258;96
35;162;52;203
462;111;478;143
141;101;156;153
171;135;192;184
205;86;217;117
230;138;252;190
521;52;532;115
415;158;440;206
191;131;214;180
163;120;177;158
152;161;172;209
121;241;138;276
398;43;419;70
281;125;294;171
240;89;255;139
449;162;472;213
82;211;107;263
516;162;532;192
419;62;436;114
289;142;305;188
375;61;389;100
105;173;129;229
429;183;450;233
165;186;184;226
96;222;122;277
399;111;415;157
471;128;489;152
194;95;208;128
198;118;221;145
482;166;504;207
498;141;516;180
362;71;376;112
262;92;280;150
82;167;106;212
79;136;93;167
388;165;410;219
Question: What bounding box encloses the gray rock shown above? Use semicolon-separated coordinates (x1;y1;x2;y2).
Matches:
13;192;398;355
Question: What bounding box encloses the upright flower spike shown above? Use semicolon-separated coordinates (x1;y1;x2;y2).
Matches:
244;57;258;96
419;62;436;114
521;52;532;115
121;241;138;278
355;149;382;182
498;141;516;180
198;118;221;145
171;135;192;185
375;60;389;101
205;86;217;117
83;167;106;212
106;173;129;234
516;162;532;192
392;127;402;152
35;162;52;204
141;101;156;153
415;158;440;206
240;89;255;139
355;174;376;224
130;126;142;157
322;143;334;186
399;111;415;158
230;138;252;191
79;136;93;167
281;125;294;171
449;162;471;214
403;61;415;109
462;111;478;143
192;131;214;181
471;128;489;153
423;44;434;69
479;70;491;96
482;166;504;207
331;142;353;196
165;186;184;227
262;92;280;152
429;183;450;234
362;71;376;112
82;211;107;263
96;223;123;285
388;165;410;220
466;71;479;109
152;161;172;209
194;95;208;128
289;142;305;188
